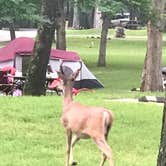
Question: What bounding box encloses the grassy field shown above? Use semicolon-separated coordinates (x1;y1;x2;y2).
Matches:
0;29;166;166
67;28;166;98
0;96;163;166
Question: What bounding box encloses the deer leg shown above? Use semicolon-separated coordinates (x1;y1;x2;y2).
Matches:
100;153;107;166
93;138;114;166
66;130;72;166
69;134;80;165
99;130;110;166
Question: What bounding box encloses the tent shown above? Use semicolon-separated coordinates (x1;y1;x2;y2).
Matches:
0;37;103;89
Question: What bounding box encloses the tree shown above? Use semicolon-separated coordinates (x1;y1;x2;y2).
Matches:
72;0;80;29
97;12;110;66
157;101;166;166
93;7;102;29
156;4;166;166
23;0;57;96
55;0;66;50
69;0;97;29
97;0;124;66
0;0;39;40
163;2;166;32
121;0;151;22
140;0;165;92
78;0;96;29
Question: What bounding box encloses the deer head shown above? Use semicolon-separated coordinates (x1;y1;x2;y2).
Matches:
57;60;82;85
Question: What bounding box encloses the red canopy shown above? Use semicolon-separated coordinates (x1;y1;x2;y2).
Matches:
50;49;80;61
0;37;80;62
0;66;16;75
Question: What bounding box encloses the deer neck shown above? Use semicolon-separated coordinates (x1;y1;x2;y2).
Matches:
63;81;73;108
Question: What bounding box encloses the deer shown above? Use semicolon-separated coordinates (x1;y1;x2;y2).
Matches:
57;61;114;166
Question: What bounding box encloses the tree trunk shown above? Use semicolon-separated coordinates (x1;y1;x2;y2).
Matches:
164;3;166;32
72;0;80;29
56;0;66;50
157;101;166;166
93;7;102;29
67;3;73;27
157;1;166;163
140;0;165;92
9;23;16;40
23;0;56;96
97;13;109;67
140;21;163;91
129;8;135;21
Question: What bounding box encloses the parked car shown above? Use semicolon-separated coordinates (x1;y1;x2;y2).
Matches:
110;13;130;28
125;20;140;30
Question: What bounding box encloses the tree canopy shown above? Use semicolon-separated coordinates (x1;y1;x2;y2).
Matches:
0;0;40;26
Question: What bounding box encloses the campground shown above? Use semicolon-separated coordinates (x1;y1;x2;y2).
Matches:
0;28;166;166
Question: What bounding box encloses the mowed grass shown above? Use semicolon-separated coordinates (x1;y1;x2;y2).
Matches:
0;29;166;166
0;96;163;166
67;29;166;97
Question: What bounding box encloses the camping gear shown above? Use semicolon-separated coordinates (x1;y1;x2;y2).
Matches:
12;79;24;96
0;37;103;89
0;66;16;95
48;78;64;95
48;77;94;95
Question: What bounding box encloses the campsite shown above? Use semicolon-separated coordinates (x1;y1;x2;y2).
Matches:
0;37;103;95
0;0;166;166
0;28;165;166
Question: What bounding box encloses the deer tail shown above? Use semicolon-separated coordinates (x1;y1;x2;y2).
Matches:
103;110;113;139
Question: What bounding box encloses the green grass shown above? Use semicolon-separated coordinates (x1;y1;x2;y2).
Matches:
0;96;163;166
66;29;166;98
67;28;166;39
0;29;166;165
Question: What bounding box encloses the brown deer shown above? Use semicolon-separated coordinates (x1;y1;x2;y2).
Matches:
57;61;114;166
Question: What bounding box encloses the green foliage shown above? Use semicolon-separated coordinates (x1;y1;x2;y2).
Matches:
120;0;152;24
123;0;165;29
69;0;97;12
134;0;152;22
99;0;125;18
78;0;97;11
98;0;152;24
148;0;166;31
0;0;40;26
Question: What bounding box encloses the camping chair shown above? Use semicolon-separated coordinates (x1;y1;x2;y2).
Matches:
48;78;64;95
0;66;16;95
0;70;13;95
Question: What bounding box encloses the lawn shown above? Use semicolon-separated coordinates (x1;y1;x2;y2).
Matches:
67;28;166;98
0;96;163;166
0;28;165;166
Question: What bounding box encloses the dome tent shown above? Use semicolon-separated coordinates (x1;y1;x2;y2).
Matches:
0;37;103;89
